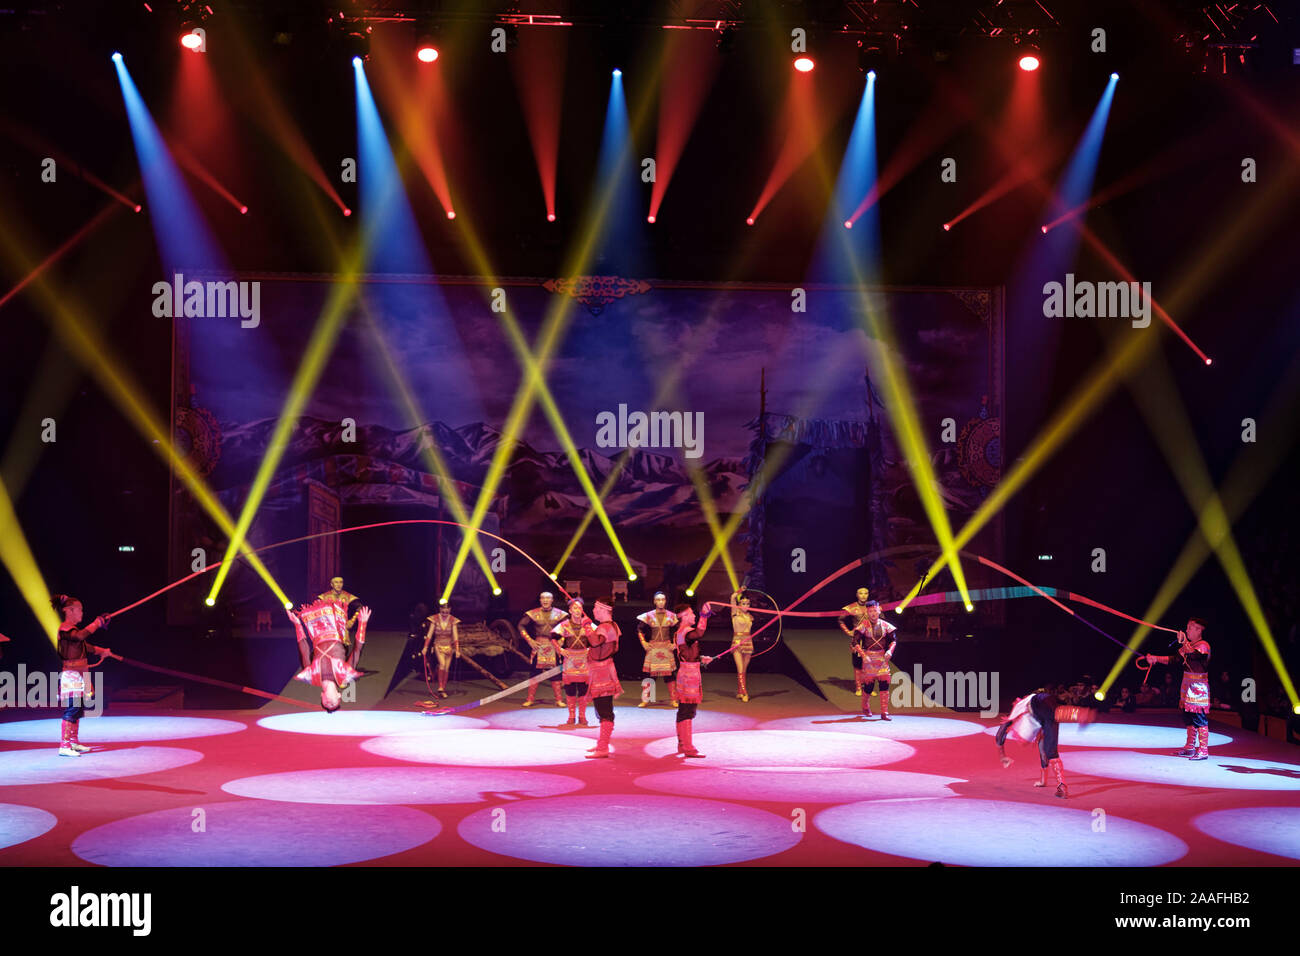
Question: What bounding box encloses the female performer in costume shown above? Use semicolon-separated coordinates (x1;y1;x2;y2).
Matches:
53;594;113;756
553;598;596;728
585;600;623;758
422;599;461;699
286;599;370;712
730;590;754;702
839;587;873;697
519;591;567;707
637;592;678;707
672;602;716;758
1140;619;1212;760
994;690;1095;798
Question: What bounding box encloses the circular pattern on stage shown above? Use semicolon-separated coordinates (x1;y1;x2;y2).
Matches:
635;768;965;803
362;729;597;766
72;800;440;867
1193;807;1300;861
458;794;800;866
485;705;756;737
760;714;985;740
223;767;585;805
642;730;914;768
1063;750;1300;790
816;798;1187;866
0;716;246;743
0;747;204;787
981;722;1232;749
0;803;57;850
257;710;487;736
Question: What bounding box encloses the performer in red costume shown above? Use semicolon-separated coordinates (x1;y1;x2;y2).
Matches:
286;598;370;712
730;590;754;702
1140;618;1212;760
839;587;873;697
995;690;1096;798
672;602;716;758
317;576;362;654
519;591;567;708
637;592;679;708
553;598;597;728
851;600;897;719
422;599;461;699
585;599;623;758
52;594;112;756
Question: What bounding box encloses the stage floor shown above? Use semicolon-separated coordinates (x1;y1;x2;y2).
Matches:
2;674;1298;866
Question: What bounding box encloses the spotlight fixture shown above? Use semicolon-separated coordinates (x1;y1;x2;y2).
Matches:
341;29;370;63
793;56;814;72
1018;54;1040;71
857;40;884;75
416;41;439;63
180;24;204;51
715;23;737;54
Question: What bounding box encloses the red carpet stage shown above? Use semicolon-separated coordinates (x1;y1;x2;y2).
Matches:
2;673;1297;867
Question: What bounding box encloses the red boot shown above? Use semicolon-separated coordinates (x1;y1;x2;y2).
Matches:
1175;726;1196;757
560;695;576;728
577;695;590;727
552;680;565;706
737;672;748;702
58;720;79;757
879;691;890;721
523;679;538;707
437;668;449;698
1191;725;1209;760
861;691;874;718
586;720;614;758
678;719;704;758
670;682;679;709
69;721;91;753
1050;757;1068;798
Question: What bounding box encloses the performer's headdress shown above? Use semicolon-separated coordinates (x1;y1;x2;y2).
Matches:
865;599;880;608
540;591;554;599
674;603;694;615
654;591;667;599
593;600;612;616
50;593;79;614
568;596;584;607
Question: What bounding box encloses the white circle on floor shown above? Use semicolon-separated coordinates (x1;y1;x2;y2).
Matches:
642;730;914;768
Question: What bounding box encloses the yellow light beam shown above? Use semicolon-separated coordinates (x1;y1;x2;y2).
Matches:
356;302;500;589
897;162;1300;611
0;217;291;607
686;462;740;592
0;474;61;642
441;48;670;599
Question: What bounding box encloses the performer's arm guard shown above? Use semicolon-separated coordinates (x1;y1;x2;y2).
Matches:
838;614;855;637
1054;705;1095;724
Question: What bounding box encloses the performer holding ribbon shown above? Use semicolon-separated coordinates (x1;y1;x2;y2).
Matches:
519;591;567;708
730;590;754;702
851;600;897;719
553;597;596;728
638;592;679;708
839;587;873;697
672;602;716;758
1140;618;1212;760
287;598;370;712
53;594;113;756
585;600;623;758
422;599;461;699
995;690;1096;798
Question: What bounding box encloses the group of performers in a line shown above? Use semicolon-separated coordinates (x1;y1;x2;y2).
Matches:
48;576;1218;781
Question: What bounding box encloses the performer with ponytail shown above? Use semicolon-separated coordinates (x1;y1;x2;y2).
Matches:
1140;618;1212;760
52;594;112;756
287;599;370;711
730;590;754;702
585;600;623;758
519;591;567;708
422;600;461;699
839;587;873;697
995;690;1096;798
672;602;716;758
553;598;596;728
